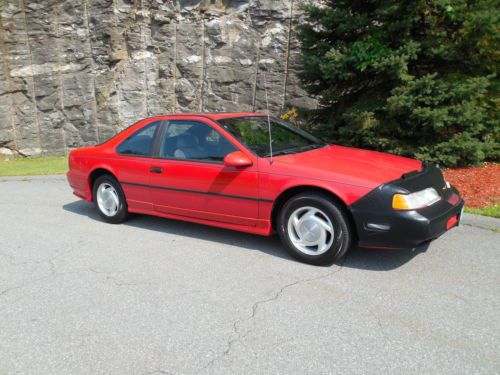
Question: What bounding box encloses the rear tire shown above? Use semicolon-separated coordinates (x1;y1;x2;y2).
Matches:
277;192;352;265
93;175;130;224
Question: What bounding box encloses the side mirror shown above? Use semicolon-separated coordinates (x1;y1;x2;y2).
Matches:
223;151;253;168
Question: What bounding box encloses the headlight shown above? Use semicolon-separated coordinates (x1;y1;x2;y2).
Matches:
392;188;441;210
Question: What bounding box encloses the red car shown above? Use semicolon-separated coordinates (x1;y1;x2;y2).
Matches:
67;113;464;265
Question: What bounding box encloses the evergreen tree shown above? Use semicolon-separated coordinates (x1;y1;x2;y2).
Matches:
297;0;499;166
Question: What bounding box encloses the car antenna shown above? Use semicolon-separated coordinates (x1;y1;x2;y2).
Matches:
263;72;273;164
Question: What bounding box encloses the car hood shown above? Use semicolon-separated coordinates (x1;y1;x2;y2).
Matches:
269;145;422;188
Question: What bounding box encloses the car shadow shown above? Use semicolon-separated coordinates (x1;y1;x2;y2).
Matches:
62;200;426;271
344;244;428;271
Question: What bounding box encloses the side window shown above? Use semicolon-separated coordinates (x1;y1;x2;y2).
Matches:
160;121;237;162
117;121;161;156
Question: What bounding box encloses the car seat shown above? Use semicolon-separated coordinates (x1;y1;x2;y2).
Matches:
174;134;208;159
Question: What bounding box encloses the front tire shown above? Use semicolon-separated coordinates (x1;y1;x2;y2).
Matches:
93;175;130;224
277;192;352;265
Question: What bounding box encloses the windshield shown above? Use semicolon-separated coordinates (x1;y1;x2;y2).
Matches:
217;116;326;157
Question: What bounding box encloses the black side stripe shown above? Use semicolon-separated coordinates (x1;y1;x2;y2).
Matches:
120;181;274;203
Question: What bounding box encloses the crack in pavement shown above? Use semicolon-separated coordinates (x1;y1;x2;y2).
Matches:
0;256;151;312
87;267;154;287
0;177;66;183
144;369;175;375
197;262;345;373
0;250;62;267
0;249;72;298
0;178;32;183
0;250;83;313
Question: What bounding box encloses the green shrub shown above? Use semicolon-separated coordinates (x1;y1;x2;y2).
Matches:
297;0;499;167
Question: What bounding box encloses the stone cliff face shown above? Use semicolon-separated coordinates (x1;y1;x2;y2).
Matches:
0;0;316;156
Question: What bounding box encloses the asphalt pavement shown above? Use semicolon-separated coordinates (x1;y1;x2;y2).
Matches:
0;175;499;374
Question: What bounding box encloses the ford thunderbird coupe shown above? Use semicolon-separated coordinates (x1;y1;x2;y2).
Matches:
67;113;464;265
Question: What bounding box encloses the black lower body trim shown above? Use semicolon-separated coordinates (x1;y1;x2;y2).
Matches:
120;181;273;203
352;197;464;249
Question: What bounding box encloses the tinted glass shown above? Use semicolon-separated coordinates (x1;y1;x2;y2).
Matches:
218;116;324;157
117;121;161;156
160;120;237;162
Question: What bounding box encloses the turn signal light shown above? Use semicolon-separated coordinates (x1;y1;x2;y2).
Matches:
392;194;410;210
392;188;441;210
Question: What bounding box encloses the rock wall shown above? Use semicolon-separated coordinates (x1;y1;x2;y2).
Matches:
0;0;316;156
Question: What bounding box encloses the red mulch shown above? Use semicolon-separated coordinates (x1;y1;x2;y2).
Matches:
442;163;499;208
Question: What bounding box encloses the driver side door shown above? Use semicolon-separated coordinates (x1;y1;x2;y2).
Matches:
149;119;259;226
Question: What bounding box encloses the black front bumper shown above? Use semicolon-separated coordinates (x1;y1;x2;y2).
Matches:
349;164;464;249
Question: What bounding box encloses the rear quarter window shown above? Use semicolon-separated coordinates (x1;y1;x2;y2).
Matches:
116;121;161;156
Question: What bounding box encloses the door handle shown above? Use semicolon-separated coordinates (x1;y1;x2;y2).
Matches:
150;166;163;174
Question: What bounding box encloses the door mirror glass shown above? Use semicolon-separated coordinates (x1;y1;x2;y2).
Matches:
223;151;253;168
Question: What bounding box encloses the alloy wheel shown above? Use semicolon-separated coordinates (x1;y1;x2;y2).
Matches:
96;182;119;217
287;206;335;256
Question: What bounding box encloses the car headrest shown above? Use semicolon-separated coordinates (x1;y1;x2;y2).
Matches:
176;135;197;148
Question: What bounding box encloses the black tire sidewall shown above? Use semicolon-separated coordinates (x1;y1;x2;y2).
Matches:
93;175;129;224
277;193;352;265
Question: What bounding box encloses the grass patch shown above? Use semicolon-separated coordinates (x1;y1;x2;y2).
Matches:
465;206;500;219
0;156;68;177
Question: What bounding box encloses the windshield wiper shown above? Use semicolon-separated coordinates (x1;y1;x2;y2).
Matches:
298;143;325;151
262;149;297;157
262;144;326;157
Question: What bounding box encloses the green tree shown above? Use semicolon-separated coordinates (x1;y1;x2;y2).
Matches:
297;0;499;166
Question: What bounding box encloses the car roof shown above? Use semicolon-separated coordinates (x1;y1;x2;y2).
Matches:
167;112;267;121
